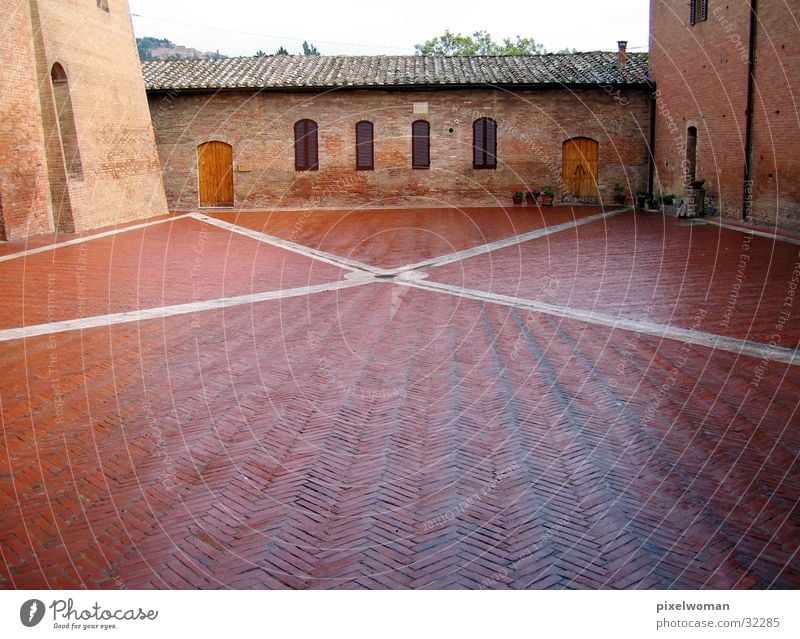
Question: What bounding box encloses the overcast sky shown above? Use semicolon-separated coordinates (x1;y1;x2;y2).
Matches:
128;0;650;57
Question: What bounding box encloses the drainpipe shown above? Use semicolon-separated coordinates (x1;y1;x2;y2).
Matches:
648;81;657;197
742;0;758;221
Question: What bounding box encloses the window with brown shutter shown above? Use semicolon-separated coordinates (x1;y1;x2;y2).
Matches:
473;117;497;169
700;0;708;21
690;0;697;25
355;121;374;171
412;120;430;168
294;119;319;171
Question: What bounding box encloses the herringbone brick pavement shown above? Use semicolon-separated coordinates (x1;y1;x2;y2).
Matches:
0;216;344;330
0;208;797;589
431;212;800;345
210;206;604;270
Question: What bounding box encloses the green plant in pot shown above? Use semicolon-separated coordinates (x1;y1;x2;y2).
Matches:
512;190;524;206
526;187;540;204
636;191;650;208
540;185;555;206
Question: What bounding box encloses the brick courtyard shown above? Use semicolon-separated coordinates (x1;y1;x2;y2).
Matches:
0;205;798;589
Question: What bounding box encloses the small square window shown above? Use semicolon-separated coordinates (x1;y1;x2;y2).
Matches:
97;0;109;12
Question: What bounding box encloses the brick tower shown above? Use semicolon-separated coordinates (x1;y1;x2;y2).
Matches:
0;0;167;240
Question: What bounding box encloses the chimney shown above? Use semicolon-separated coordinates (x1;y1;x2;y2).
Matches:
618;40;628;68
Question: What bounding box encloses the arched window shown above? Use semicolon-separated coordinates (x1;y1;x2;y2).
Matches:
473;117;497;169
412;120;430;168
97;0;109;11
355;121;374;171
51;63;84;180
294;119;319;171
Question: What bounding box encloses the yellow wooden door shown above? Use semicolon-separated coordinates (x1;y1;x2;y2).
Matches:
562;138;599;200
198;141;234;207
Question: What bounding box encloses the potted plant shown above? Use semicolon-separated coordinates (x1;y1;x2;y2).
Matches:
653;192;677;215
526;187;540;205
540;185;555;206
636;191;650;208
613;183;626;206
512;190;524;206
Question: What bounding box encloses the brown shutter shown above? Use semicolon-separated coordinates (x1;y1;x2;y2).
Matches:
700;0;708;21
690;0;697;25
485;118;497;169
356;121;374;170
412;120;430;168
295;119;319;171
473;118;485;168
474;118;497;169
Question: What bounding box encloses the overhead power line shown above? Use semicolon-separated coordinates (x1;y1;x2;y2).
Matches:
131;13;415;53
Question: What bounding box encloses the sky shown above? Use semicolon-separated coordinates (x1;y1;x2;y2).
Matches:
128;0;650;57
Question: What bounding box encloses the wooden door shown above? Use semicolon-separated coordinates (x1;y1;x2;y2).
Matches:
562;138;599;200
198;141;234;207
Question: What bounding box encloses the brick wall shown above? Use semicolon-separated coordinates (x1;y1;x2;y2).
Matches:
0;0;167;240
149;87;652;210
750;1;800;229
649;0;800;230
0;0;52;240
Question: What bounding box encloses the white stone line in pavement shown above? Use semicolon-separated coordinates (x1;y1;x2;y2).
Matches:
189;212;390;274
397;279;800;367
387;208;630;273
0;279;366;343
0;214;193;264
701;218;800;247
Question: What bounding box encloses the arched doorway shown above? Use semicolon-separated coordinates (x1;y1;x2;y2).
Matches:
47;62;81;233
198;141;234;208
562;137;599;201
51;63;83;179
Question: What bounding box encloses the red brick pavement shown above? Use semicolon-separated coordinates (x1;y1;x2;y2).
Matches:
209;205;604;270
0;208;798;589
431;211;800;346
0;216;344;330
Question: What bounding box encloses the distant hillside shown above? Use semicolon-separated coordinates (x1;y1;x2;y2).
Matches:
136;37;227;61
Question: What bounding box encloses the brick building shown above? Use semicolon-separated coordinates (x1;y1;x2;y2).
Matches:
142;52;653;210
649;0;800;229
0;0;166;241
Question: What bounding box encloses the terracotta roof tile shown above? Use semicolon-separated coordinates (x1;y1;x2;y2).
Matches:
142;52;650;91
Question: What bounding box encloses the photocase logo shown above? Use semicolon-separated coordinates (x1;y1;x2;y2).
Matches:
20;599;46;627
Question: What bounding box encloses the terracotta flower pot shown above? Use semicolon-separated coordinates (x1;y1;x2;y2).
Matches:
540;194;554;206
512;196;524;206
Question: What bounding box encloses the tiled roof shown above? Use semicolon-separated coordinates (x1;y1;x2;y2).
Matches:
142;52;650;91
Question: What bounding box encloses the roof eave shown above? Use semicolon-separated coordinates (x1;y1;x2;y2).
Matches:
145;81;652;94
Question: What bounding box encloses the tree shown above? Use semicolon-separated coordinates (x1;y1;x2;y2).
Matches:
255;50;267;57
415;30;545;56
136;36;173;61
302;41;320;56
276;46;289;55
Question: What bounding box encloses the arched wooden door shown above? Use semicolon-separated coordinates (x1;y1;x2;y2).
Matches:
562;138;599;201
198;141;234;207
